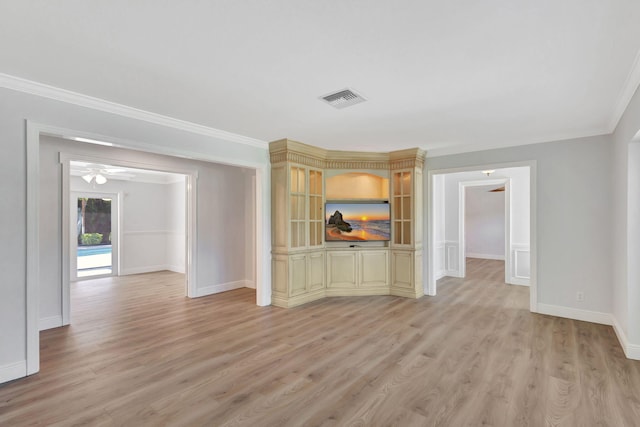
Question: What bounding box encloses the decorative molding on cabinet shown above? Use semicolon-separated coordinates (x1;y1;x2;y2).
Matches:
269;139;426;171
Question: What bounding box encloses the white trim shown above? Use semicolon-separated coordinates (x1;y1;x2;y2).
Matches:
0;73;267;149
465;253;505;261
26;121;40;376
536;303;613;326
427;160;537;314
186;174;198;298
611;316;640;360
61;160;70;325
39;315;63;331
122;230;181;235
255;167;271;306
444;240;462;278
120;265;177;276
166;264;186;274
194;280;253;298
425;127;609;158
609;47;640;132
0;361;27;384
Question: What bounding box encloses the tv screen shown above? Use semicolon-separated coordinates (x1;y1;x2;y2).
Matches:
325;202;391;242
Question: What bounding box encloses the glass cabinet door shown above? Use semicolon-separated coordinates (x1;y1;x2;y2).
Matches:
392;171;412;245
290;167;306;248
308;169;323;247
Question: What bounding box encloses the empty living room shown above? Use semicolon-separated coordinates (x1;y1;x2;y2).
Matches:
1;2;640;426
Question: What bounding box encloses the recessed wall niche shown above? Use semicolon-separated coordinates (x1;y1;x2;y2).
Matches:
325;172;389;200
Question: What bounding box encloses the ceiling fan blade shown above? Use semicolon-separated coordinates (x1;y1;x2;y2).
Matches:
489;186;505;192
102;168;127;174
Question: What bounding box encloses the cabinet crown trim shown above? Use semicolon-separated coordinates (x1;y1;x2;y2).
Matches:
269;139;425;170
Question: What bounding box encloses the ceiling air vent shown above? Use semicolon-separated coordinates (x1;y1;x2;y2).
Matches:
320;88;367;109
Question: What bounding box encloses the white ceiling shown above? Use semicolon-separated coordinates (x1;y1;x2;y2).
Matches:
70;161;184;184
2;1;639;155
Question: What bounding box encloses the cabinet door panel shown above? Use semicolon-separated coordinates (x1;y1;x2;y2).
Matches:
289;254;307;296
392;251;413;289
360;251;389;287
327;252;357;288
308;252;325;291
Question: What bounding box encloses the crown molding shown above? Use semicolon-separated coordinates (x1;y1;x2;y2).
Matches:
0;73;268;150
608;47;640;133
425;126;610;158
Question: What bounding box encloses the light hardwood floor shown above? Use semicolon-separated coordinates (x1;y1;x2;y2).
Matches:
1;259;640;426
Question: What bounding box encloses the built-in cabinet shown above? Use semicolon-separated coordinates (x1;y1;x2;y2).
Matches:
326;249;389;294
270;139;425;308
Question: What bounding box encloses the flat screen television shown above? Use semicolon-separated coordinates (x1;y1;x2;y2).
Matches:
325;202;391;242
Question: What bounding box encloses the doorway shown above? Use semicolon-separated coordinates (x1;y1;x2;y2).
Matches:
458;178;510;282
427;163;536;312
71;192;119;279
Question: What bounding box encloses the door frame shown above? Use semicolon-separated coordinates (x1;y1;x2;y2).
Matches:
458;178;511;283
426;160;537;313
60;152;197;304
69;190;120;281
26;120;271;377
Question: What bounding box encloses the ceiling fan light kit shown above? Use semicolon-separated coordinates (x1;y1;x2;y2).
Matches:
81;172;108;185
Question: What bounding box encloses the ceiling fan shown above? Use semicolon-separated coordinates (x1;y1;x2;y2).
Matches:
73;163;135;185
489;186;505;192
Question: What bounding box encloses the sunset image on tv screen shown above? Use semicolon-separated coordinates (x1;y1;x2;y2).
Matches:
325;203;391;241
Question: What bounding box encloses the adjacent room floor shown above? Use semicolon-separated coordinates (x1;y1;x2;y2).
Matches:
1;259;639;425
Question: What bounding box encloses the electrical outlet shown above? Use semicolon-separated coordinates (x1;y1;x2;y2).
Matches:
576;291;584;302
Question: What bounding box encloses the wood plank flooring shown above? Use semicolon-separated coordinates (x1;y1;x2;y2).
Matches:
2;259;640;426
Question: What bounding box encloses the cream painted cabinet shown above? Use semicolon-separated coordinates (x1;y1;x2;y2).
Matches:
326;250;389;294
271;143;326;307
390;160;424;298
270;139;425;308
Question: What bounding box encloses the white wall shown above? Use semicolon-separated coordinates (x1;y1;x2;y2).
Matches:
465;186;505;259
0;85;270;384
611;82;640;358
426;134;612;317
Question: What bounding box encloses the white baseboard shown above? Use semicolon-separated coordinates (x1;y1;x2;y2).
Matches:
508;277;530;286
0;360;26;384
444;270;463;278
611;316;640;360
244;280;256;289
466;253;505;261
536;303;613;326
194;280;252;297
434;271;445;281
120;265;172;275
39;315;63;331
166;264;186;274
